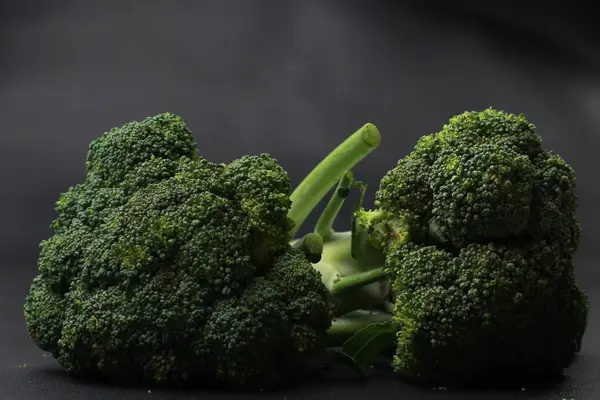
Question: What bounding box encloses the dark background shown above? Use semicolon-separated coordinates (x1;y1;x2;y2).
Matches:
1;1;599;399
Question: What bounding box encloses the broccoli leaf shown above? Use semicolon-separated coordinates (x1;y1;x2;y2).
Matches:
341;321;397;372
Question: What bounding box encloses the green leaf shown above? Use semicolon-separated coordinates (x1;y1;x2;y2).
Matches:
330;351;368;378
342;321;397;371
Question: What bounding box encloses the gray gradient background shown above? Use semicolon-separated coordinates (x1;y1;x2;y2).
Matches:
1;1;599;399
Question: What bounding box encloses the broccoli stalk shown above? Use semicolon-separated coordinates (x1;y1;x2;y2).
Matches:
288;123;381;236
285;122;394;318
291;170;399;319
290;171;398;369
314;171;354;241
290;159;393;319
284;123;399;366
293;230;387;318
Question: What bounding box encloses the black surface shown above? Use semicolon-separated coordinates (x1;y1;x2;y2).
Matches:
1;1;599;399
1;272;599;400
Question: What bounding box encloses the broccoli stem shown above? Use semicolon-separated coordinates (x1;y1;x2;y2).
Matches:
315;171;355;240
310;232;389;316
288;123;381;236
329;267;386;295
312;232;376;279
328;267;389;316
326;310;393;346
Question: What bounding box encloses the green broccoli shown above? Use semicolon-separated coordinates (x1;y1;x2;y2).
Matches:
25;108;589;390
24;113;383;388
289;108;588;386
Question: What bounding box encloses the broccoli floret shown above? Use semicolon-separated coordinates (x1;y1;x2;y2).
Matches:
411;108;543;162
223;154;294;267
51;113;194;233
51;185;126;232
385;240;587;385
529;150;580;253
375;109;557;248
85;113;198;188
367;109;580;254
263;248;334;352
202;248;331;385
51;245;331;386
27;113;367;388
428;141;535;246
23;276;68;354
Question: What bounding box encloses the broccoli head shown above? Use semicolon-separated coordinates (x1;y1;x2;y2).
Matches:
360;108;588;385
24;113;333;388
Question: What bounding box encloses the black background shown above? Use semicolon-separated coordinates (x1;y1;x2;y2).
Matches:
1;1;599;399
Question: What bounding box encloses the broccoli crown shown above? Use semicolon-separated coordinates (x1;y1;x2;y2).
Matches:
373;109;587;384
385;241;588;385
375;108;577;251
24;113;332;387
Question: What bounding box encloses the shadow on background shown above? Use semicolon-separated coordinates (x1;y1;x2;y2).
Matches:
1;0;599;266
17;354;571;400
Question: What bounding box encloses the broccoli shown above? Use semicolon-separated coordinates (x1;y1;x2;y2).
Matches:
290;108;588;387
24;113;383;388
24;108;589;390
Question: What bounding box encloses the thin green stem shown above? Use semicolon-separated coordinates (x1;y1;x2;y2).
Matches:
330;267;386;296
312;232;389;316
288;123;381;236
315;171;354;240
327;310;393;346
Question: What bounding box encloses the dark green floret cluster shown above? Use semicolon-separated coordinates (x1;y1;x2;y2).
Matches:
25;113;333;387
345;109;587;385
25;108;589;391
